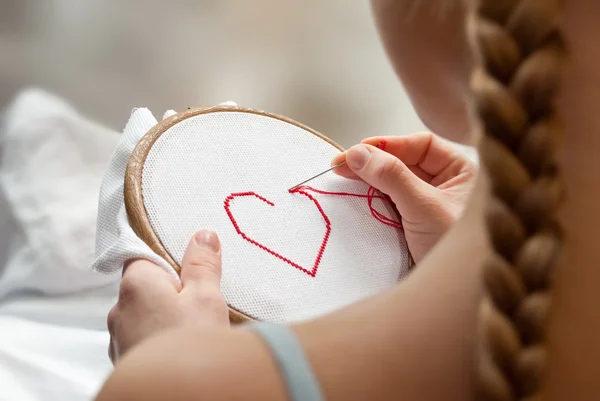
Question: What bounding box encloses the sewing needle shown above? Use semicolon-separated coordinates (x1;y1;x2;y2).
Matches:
288;161;346;191
288;141;385;192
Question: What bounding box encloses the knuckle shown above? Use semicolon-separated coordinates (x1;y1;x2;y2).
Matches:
185;255;222;279
376;157;405;185
108;342;114;363
118;276;141;305
107;306;118;335
194;291;227;315
425;196;457;226
408;131;434;145
465;158;479;175
418;131;435;140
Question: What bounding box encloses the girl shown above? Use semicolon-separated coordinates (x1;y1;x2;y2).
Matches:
99;1;599;400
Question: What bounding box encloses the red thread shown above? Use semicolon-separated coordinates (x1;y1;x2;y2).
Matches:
222;140;401;277
290;185;402;230
224;191;330;277
286;140;403;230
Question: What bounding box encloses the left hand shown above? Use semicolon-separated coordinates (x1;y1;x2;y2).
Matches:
107;229;230;363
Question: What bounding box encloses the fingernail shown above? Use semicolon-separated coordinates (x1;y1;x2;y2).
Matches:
194;230;220;253
346;145;371;170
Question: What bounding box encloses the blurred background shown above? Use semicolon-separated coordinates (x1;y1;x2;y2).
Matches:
0;0;428;146
0;4;477;399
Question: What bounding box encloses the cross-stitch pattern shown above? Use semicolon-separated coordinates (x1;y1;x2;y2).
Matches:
224;184;402;278
224;190;331;278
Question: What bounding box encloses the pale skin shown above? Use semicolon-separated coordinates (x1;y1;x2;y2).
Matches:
98;1;600;400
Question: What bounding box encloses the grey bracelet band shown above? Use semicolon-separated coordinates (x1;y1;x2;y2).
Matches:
248;322;325;401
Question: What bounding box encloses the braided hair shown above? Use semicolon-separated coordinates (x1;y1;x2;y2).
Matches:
466;0;566;400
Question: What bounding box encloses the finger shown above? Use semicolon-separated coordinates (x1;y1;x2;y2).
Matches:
121;259;182;299
333;133;469;182
330;152;359;180
331;142;399;180
180;230;223;293
361;133;468;178
344;144;438;217
117;260;180;318
108;337;116;364
332;154;434;183
107;307;119;363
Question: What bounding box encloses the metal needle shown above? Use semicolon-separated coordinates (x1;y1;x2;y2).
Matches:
288;141;384;192
288;161;346;191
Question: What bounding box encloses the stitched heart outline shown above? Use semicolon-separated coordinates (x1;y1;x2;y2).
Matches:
223;190;331;277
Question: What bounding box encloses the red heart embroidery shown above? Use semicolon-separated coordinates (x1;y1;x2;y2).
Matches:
223;190;331;277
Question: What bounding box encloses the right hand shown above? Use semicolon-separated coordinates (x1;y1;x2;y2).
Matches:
331;132;477;263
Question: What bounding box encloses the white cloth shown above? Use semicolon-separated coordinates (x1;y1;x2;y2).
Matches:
91;107;175;277
91;103;238;279
92;106;411;323
0;89;123;400
0;91;121;297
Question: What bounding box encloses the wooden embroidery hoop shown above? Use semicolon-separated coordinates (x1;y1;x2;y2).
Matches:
124;105;411;324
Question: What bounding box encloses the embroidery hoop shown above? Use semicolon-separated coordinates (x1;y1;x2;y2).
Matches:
124;105;411;324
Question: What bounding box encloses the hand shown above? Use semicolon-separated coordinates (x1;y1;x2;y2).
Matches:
107;229;230;363
331;132;477;263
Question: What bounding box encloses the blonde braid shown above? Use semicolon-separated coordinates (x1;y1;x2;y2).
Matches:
467;1;566;400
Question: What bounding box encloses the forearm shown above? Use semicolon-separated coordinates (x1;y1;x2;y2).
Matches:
96;326;289;401
295;174;489;401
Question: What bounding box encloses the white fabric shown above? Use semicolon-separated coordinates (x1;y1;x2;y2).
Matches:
92;107;176;277
91;102;240;279
0;91;121;297
0;89;123;400
94;108;411;323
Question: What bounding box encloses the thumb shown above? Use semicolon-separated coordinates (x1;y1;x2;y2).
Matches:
180;229;223;292
345;144;438;219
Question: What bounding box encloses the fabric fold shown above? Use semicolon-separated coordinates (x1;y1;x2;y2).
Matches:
92;101;238;278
